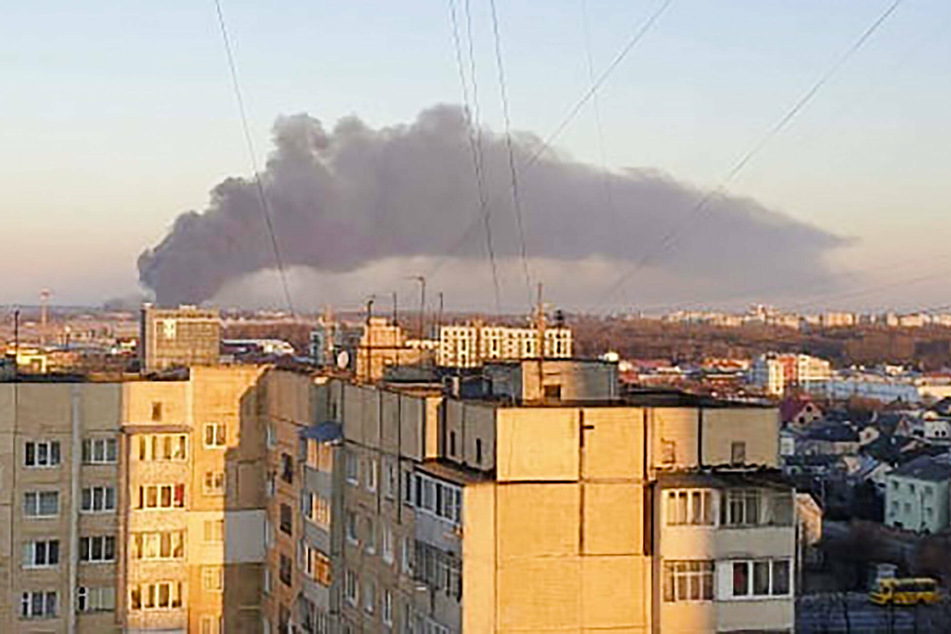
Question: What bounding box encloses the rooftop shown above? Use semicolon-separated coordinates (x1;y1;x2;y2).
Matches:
890;455;951;482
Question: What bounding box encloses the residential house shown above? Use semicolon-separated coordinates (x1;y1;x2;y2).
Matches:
884;455;951;533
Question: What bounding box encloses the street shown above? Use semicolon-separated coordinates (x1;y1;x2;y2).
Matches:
797;593;947;633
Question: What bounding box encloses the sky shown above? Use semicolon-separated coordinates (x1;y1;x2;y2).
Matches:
1;0;949;311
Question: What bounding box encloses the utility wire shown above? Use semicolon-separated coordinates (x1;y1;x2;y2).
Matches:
580;0;618;244
448;0;503;313
488;0;533;309
212;0;296;315
594;0;905;312
423;0;673;282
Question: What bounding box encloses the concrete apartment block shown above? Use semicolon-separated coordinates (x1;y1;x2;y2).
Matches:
259;364;795;634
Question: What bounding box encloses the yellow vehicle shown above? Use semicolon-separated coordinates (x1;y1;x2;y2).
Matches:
869;577;941;606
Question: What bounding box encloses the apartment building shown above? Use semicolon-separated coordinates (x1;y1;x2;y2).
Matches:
0;365;267;634
438;324;573;368
261;359;796;633
0;381;123;633
884;455;951;533
140;304;221;373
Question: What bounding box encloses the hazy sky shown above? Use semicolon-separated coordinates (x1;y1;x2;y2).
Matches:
2;0;949;310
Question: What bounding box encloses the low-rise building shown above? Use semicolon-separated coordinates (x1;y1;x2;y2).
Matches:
884;455;951;533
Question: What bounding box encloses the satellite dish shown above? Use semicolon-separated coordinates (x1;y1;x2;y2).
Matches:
336;350;350;370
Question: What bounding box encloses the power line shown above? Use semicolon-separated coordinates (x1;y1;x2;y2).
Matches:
448;0;502;313
580;0;618;243
212;0;296;315
593;0;905;312
423;0;673;283
488;0;533;309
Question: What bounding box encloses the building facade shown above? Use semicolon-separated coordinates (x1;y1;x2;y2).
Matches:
437;324;573;369
884;455;951;533
257;365;796;634
140;304;221;373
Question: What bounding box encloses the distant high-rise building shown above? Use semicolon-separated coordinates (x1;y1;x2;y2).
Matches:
437;323;573;368
139;304;221;373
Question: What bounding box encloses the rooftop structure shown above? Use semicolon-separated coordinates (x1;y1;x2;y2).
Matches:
139;304;221;373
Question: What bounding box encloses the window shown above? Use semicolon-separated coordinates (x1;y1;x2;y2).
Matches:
476;438;483;464
661;439;677;464
281;453;293;484
21;591;57;619
411;473;463;525
401;536;413;575
303;545;332;586
280;554;293;586
25;441;61;467
129;581;183;610
665;490;714;526
203;520;224;543
303;492;331;529
131;531;185;560
77;586;115;612
382;524;394;564
365;517;376;554
306;440;333;472
909;483;916;494
367;458;377;492
23;540;59;568
721;489;760;526
403;471;414;505
81;486;116;513
383;589;393;626
345;450;359;485
151;401;163;421
280;503;293;536
203;471;225;495
449;431;457;457
204;422;226;448
201;615;222;634
279;605;291;634
82;438;117;464
23;491;59;518
364;579;376;614
202;567;224;592
346;511;358;544
414;541;462;600
138;434;187;461
663;561;714;602
79;535;116;563
385;461;397;499
730;559;792;597
136;484;185;509
345;570;358;606
731;441;747;465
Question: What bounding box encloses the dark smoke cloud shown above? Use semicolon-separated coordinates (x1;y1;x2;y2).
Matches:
139;104;846;307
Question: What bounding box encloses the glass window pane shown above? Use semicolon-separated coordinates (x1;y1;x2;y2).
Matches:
691;492;702;524
753;561;770;595
772;560;790;595
732;562;749;596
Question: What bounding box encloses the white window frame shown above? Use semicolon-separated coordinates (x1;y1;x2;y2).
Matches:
727;558;792;599
82;438;118;464
23;491;59;518
722;489;761;527
80;535;116;563
23;539;59;568
364;579;376;614
345;450;359;485
129;581;183;611
77;586;115;612
366;458;378;492
383;589;393;626
21;590;57;619
345;570;358;606
382;524;394;564
663;560;714;602
204;422;227;448
203;519;224;543
346;510;359;544
25;440;61;468
665;489;715;526
132;530;185;560
137;483;185;510
81;486;116;513
138;434;188;461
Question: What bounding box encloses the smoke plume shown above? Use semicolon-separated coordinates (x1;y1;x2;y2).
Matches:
139;104;846;308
